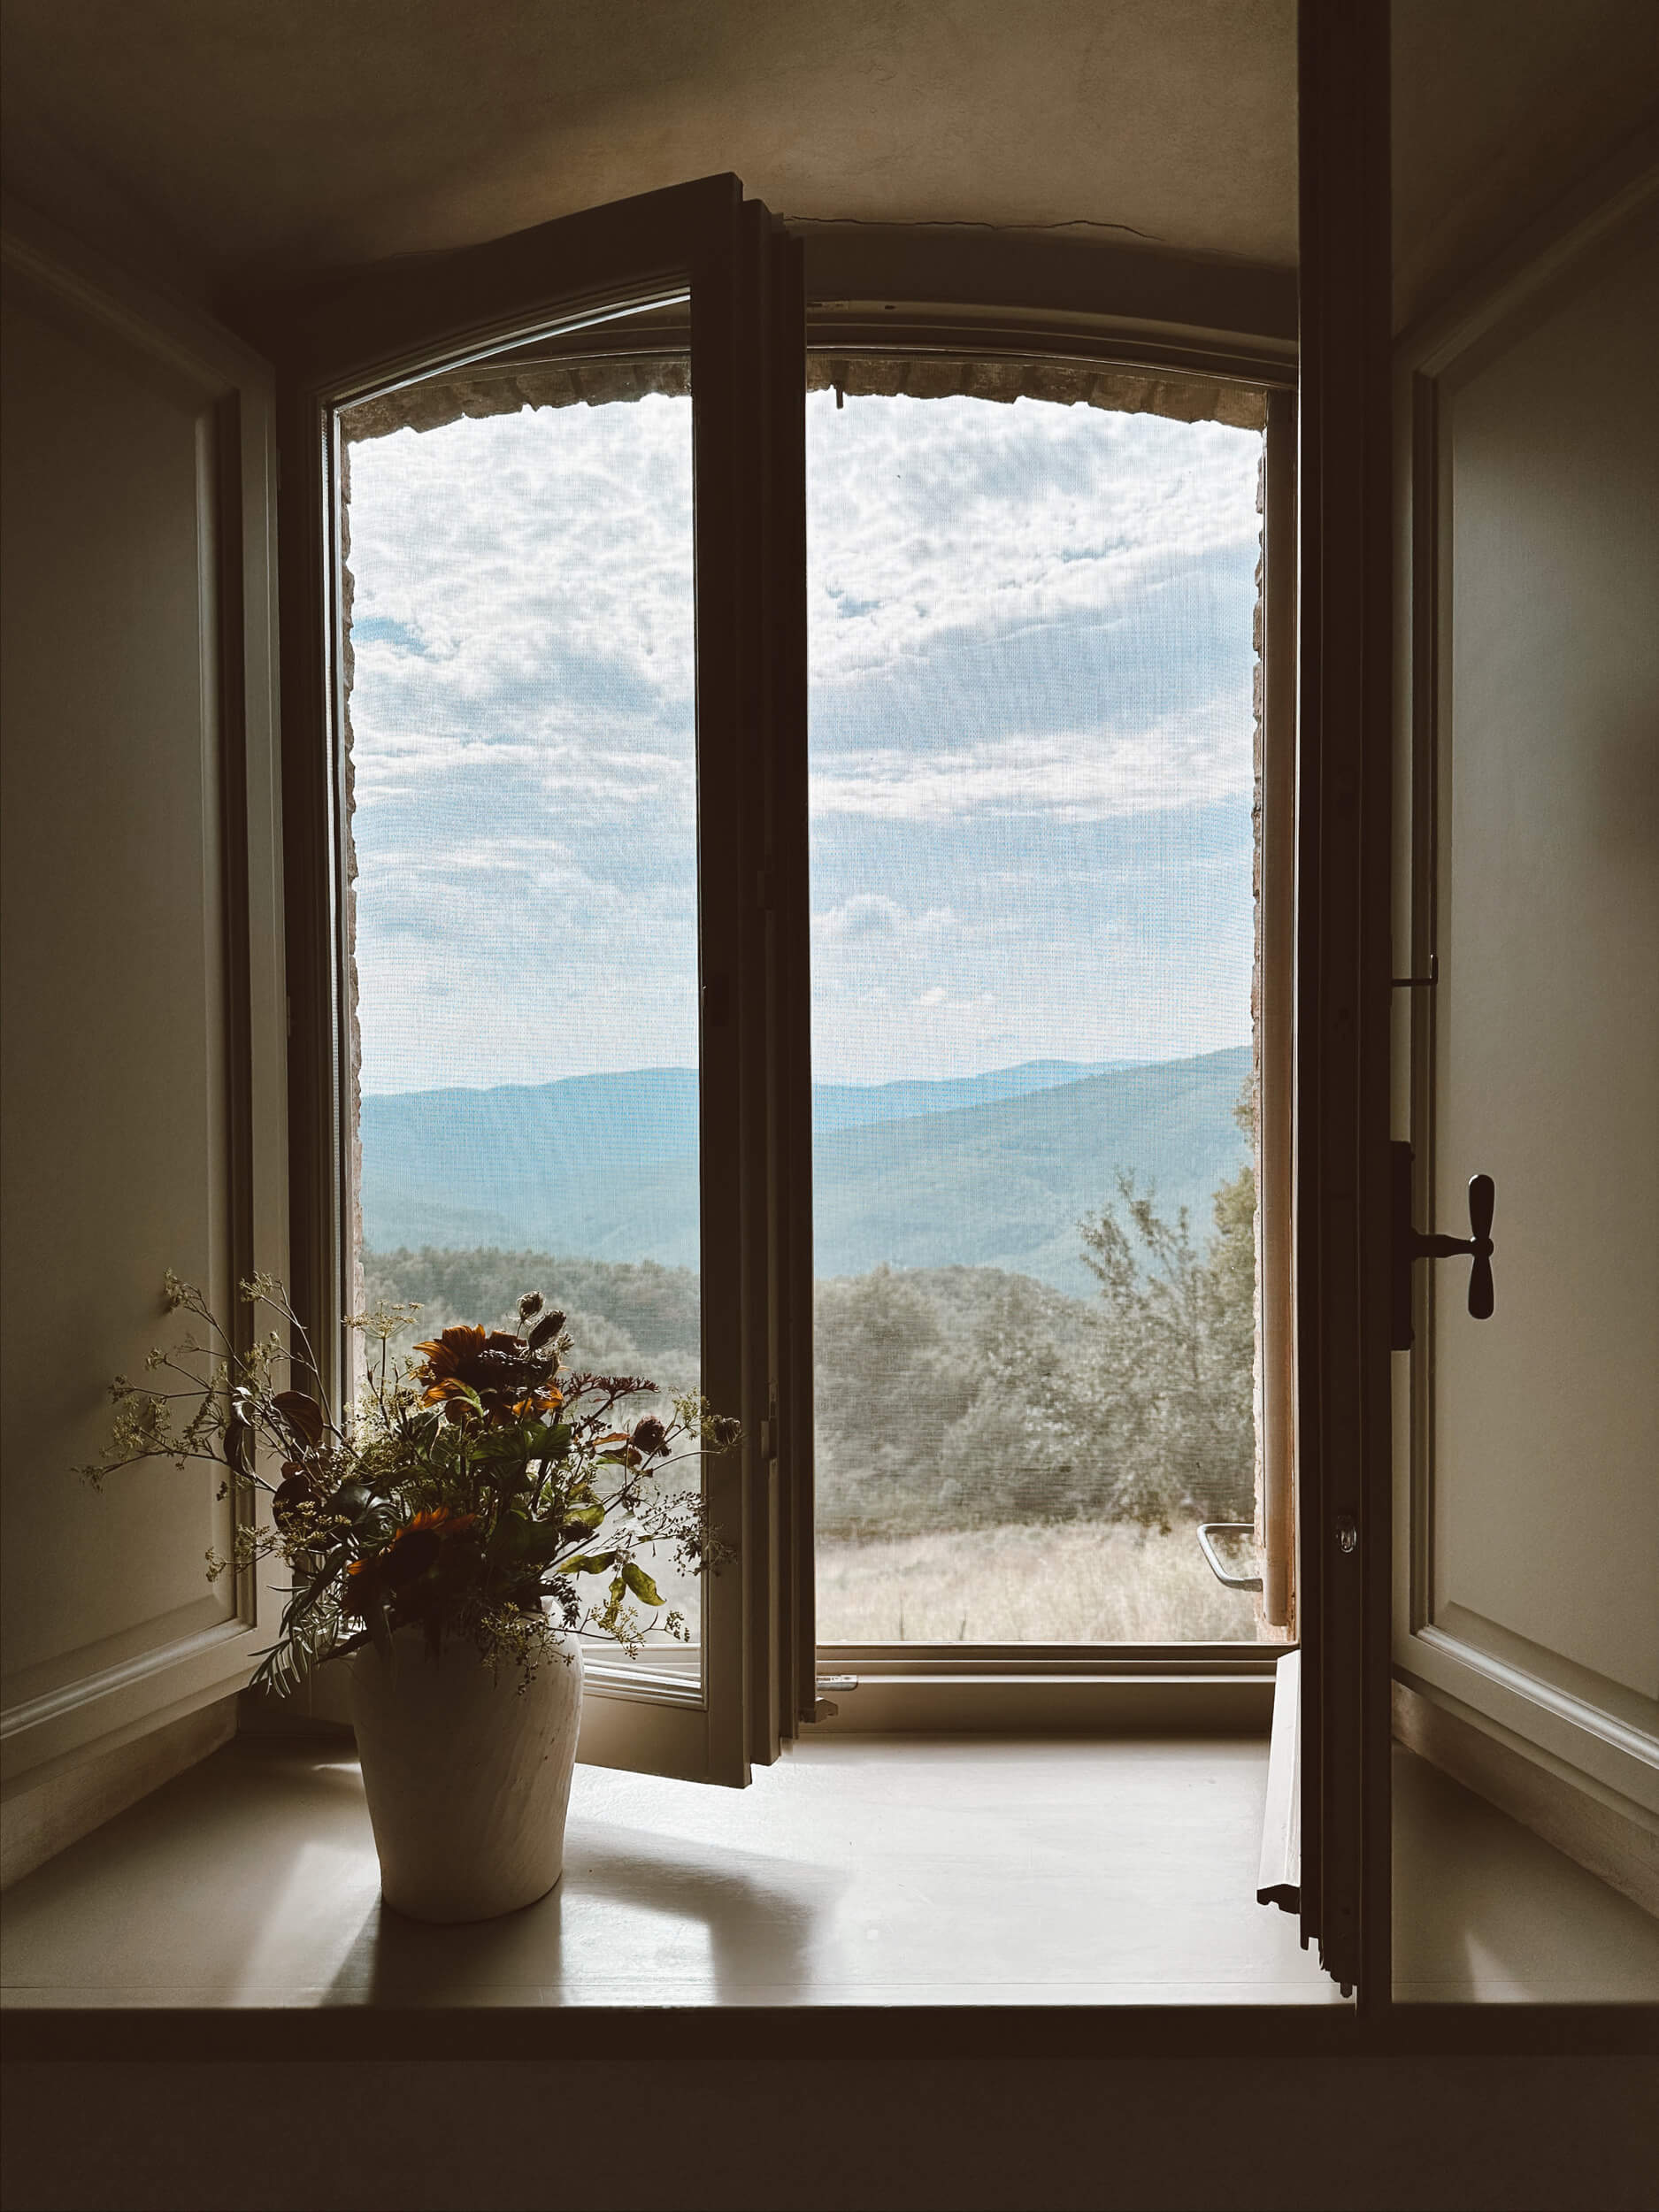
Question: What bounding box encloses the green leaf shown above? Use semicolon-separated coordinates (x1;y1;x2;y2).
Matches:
472;1426;533;1463
513;1519;568;1565
560;1501;603;1531
325;1480;373;1525
485;1510;530;1567
622;1561;664;1608
273;1389;326;1447
560;1549;618;1578
286;1545;349;1625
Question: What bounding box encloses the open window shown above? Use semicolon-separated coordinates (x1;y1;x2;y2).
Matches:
252;180;1318;1783
246;119;1387;1994
252;177;807;1786
797;336;1299;1717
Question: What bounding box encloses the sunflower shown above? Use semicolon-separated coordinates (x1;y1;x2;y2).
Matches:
400;1507;479;1539
343;1507;479;1613
412;1325;528;1404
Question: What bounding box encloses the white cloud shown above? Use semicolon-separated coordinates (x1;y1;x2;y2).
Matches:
806;393;1260;695
345;385;1262;1090
807;702;1253;823
811;892;958;942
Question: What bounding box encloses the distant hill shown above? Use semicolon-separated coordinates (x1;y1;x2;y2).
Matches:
810;1059;1145;1131
360;1048;1251;1294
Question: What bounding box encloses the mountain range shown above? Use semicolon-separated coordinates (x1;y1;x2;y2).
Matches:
360;1046;1251;1295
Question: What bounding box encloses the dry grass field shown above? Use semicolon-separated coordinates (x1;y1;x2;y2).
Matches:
816;1519;1260;1643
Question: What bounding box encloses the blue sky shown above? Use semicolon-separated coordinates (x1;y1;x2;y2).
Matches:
345;387;1261;1094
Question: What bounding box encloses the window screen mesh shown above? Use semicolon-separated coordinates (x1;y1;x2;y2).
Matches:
339;333;703;1659
338;346;1269;1655
806;383;1265;1643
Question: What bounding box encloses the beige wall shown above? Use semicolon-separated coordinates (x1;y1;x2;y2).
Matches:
0;205;286;1830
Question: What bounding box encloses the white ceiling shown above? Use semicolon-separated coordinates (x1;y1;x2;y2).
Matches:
1;0;1654;320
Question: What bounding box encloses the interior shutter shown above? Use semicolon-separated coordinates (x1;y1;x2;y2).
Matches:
1288;0;1396;1995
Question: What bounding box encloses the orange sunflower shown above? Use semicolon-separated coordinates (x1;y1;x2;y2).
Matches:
343;1507;479;1613
412;1325;525;1403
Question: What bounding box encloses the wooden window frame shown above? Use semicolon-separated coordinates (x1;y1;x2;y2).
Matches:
1294;0;1395;2003
243;177;805;1787
793;299;1301;1730
248;222;1308;1752
246;186;1379;1794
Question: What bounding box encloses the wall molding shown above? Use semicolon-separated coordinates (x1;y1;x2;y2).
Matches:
2;1692;237;1892
1;1618;255;1747
0;204;287;1795
1393;1678;1658;1919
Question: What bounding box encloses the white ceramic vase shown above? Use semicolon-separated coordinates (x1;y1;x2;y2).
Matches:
348;1624;583;1924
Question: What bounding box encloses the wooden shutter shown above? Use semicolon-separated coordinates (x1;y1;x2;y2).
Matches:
1291;0;1395;1997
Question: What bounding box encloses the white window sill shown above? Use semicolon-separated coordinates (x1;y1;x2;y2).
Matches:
9;1730;1651;2039
2;1729;1338;2016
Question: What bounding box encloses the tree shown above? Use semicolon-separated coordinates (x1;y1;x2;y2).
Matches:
1075;1148;1256;1530
940;1273;1102;1521
812;1265;978;1534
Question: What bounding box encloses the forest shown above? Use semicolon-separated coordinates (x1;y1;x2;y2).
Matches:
360;1148;1256;1553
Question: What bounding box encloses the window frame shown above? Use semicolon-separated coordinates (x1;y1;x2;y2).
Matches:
794;294;1300;1724
249;176;804;1786
253;212;1304;1758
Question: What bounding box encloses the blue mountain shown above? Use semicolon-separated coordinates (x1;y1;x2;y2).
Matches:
360;1048;1251;1294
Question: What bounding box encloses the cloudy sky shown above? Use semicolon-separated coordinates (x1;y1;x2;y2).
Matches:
346;385;1261;1094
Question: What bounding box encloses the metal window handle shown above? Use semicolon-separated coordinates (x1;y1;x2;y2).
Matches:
1197;1521;1263;1592
1391;1141;1495;1349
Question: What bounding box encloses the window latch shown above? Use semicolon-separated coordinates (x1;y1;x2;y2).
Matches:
1391;1141;1495;1350
810;1675;856;1723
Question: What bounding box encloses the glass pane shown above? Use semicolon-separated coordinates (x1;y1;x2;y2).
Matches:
807;373;1265;1642
339;311;704;1673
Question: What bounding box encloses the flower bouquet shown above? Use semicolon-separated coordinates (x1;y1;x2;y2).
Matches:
81;1271;735;1919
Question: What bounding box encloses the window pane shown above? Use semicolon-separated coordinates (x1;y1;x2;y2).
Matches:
807;379;1264;1642
340;322;704;1670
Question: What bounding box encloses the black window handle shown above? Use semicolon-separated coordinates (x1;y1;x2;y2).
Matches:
1391;1141;1495;1350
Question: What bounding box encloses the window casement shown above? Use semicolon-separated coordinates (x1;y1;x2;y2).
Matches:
262;179;804;1787
253;178;1307;1790
792;321;1299;1733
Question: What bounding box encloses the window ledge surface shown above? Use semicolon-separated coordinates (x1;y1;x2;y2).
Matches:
1;1731;1338;2017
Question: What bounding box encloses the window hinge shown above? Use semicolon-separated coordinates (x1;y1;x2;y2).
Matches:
816;1673;858;1694
1391;951;1438;989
